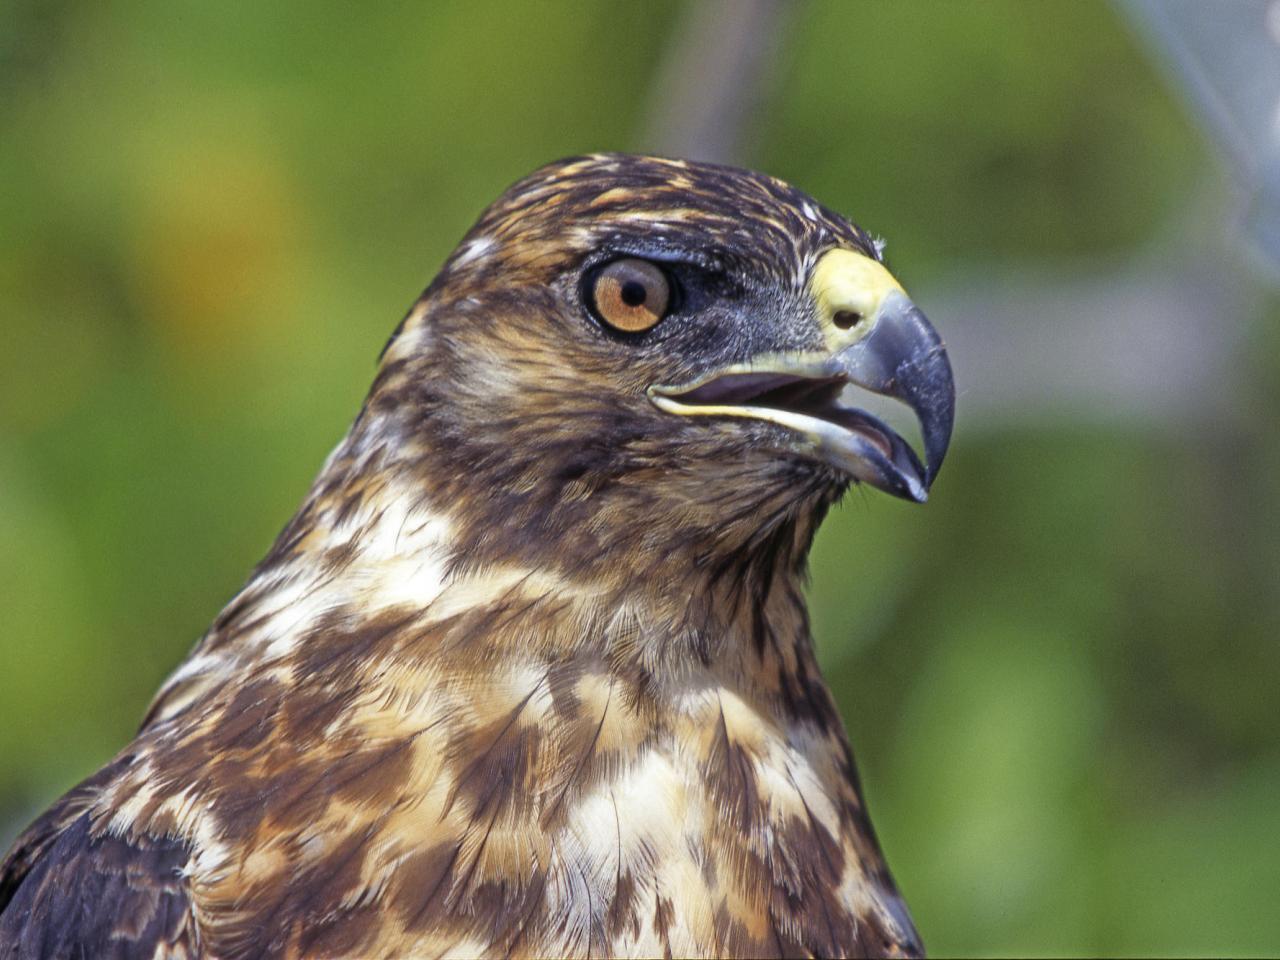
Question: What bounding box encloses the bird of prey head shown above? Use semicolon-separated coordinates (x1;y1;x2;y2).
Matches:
0;154;953;959
369;154;952;582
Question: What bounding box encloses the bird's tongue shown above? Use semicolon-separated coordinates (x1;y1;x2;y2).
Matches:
673;372;835;407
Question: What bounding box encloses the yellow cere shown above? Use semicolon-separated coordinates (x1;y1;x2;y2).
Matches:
809;248;906;349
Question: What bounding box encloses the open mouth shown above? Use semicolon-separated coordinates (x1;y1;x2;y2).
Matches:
648;289;955;503
649;368;931;502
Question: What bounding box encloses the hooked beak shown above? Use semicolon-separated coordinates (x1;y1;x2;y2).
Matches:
832;288;955;496
648;250;955;502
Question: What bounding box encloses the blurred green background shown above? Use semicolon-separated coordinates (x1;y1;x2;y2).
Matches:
1;1;1277;956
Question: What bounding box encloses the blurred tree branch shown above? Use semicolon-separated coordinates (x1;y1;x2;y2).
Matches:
641;0;792;163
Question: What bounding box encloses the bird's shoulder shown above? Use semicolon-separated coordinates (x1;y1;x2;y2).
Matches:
0;755;199;959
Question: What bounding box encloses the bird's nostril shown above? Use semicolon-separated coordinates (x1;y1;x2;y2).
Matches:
832;310;864;330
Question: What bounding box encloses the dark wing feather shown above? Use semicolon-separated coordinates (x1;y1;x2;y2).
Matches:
0;813;197;960
0;757;198;960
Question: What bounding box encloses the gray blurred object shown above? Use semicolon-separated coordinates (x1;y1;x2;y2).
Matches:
925;247;1258;431
1120;0;1280;275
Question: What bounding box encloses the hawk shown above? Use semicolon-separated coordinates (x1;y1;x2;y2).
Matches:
0;154;954;959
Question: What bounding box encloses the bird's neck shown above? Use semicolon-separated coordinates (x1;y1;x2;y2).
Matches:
164;419;842;733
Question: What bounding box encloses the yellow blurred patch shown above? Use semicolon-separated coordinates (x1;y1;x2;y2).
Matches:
130;140;304;364
0;253;111;432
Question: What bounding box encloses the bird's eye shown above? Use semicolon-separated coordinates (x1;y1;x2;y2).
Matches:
588;258;671;333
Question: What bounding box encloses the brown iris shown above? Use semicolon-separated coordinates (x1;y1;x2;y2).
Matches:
589;258;670;332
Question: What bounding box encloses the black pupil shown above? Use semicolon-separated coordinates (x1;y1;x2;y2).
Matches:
620;280;647;307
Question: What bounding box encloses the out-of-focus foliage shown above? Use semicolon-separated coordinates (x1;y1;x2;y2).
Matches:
1;1;1275;956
